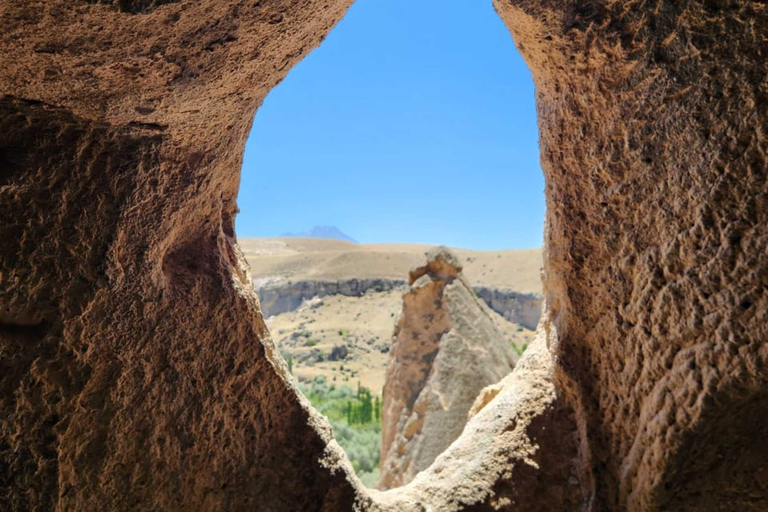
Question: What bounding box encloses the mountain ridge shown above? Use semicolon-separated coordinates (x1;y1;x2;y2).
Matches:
280;225;357;243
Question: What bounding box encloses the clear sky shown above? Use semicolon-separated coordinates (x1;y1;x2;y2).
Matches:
236;0;544;250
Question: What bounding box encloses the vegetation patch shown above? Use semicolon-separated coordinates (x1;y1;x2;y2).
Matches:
299;376;383;487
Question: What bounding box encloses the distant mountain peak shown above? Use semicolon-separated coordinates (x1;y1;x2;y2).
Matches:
281;226;357;243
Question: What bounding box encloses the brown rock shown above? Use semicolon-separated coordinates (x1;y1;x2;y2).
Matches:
0;0;765;510
378;247;518;490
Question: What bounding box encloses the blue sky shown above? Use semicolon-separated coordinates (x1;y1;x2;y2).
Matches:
236;0;544;250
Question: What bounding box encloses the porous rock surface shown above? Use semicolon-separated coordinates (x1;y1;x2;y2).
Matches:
0;0;766;511
378;248;518;490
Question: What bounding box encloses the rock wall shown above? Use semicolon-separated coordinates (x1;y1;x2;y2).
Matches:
256;279;542;329
256;278;407;317
495;0;768;509
378;248;518;490
473;286;542;329
0;1;360;510
0;0;765;511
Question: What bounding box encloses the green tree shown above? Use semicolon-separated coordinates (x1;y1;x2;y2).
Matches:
362;389;373;424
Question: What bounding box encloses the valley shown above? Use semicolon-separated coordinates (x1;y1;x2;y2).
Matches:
242;238;542;392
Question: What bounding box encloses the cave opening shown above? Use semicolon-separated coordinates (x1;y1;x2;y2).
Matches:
2;0;764;508
235;0;543;490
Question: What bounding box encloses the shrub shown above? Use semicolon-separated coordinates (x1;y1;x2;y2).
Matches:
332;420;380;473
329;345;349;361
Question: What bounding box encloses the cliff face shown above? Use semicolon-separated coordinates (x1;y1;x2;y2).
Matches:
257;278;406;317
473;286;542;330
378;248;518;489
0;0;766;510
256;278;542;329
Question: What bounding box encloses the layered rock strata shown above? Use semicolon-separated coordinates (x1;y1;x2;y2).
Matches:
255;278;542;329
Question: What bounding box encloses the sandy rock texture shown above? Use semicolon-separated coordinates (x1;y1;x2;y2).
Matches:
0;0;765;511
378;248;518;490
0;1;360;510
494;0;768;509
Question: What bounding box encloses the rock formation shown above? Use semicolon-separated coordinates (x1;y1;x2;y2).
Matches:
378;247;518;489
0;0;765;510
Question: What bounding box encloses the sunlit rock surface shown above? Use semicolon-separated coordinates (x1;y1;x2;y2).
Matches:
378;247;518;489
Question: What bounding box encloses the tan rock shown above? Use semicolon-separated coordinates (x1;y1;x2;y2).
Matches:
378;247;518;489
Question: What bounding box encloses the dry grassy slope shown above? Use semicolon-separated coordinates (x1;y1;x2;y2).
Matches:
247;238;541;392
266;290;402;393
266;289;535;393
239;237;543;294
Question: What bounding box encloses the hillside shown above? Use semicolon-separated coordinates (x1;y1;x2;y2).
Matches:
239;237;543;293
242;238;542;392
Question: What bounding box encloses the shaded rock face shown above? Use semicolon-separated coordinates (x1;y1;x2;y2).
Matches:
494;1;768;510
472;286;542;329
378;248;518;490
0;2;358;511
0;0;765;510
257;278;407;317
